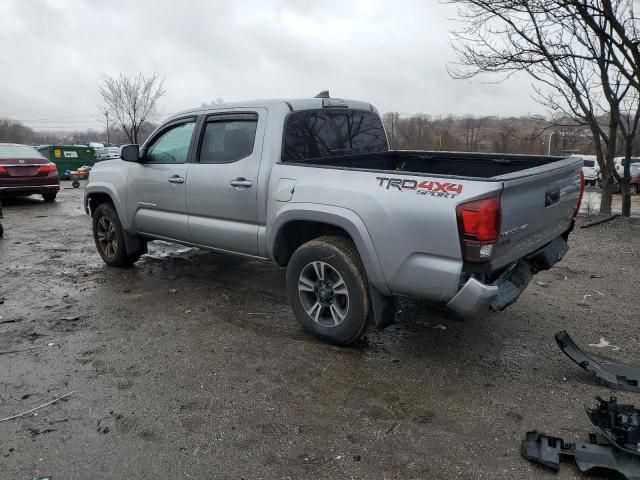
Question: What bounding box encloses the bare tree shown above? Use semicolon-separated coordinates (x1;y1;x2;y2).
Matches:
99;73;166;144
448;0;640;216
460;116;485;151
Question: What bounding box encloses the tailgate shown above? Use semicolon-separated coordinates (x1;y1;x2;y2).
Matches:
492;157;582;270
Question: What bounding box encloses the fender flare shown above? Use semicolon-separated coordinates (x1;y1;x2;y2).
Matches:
85;184;146;256
268;203;391;296
84;183;130;229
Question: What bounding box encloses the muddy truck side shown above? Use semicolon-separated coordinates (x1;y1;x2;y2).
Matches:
85;95;584;345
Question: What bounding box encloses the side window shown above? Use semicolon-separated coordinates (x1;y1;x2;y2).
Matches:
199;116;258;164
146;121;196;164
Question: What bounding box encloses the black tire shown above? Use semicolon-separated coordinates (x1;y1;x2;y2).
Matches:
72;180;80;188
286;236;370;346
0;223;3;238
42;191;57;202
92;203;141;267
632;184;640;195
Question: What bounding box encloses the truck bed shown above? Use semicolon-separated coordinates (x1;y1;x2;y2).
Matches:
290;150;569;180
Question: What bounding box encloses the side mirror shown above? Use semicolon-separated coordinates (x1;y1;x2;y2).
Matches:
120;144;141;162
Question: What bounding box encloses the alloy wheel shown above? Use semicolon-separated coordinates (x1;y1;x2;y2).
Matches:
96;215;118;258
298;261;350;327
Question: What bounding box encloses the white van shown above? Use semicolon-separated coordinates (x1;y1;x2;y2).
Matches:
570;154;598;186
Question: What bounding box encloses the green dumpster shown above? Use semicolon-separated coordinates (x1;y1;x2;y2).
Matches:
37;145;97;179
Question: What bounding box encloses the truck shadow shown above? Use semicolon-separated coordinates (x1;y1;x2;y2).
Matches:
95;240;513;369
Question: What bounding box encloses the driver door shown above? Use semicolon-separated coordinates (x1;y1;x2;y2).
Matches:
126;118;197;241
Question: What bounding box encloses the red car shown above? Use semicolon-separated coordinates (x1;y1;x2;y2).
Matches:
0;143;60;202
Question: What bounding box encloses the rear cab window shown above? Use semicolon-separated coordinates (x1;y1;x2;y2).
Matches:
583;160;595;168
282;109;388;162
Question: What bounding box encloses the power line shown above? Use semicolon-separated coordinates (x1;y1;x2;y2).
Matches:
8;113;98;122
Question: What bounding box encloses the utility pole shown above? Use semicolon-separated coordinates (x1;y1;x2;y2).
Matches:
390;113;395;148
547;131;556;155
105;111;110;146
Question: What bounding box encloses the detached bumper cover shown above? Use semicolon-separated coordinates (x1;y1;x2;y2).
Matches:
521;431;640;480
587;397;640;457
556;330;640;393
447;237;569;317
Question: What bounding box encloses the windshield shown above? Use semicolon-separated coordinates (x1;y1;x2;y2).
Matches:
631;163;640;176
0;144;45;159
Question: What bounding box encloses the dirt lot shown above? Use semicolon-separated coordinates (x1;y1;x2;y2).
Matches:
1;183;639;480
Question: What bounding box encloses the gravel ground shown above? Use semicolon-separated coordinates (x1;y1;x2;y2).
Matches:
0;183;639;480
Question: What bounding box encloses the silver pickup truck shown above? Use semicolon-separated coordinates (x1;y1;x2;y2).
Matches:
85;94;584;345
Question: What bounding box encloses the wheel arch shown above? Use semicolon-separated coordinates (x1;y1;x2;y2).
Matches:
268;204;390;295
84;184;130;229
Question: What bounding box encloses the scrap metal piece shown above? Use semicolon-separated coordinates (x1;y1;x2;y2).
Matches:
587;397;640;457
521;431;640;480
555;330;640;393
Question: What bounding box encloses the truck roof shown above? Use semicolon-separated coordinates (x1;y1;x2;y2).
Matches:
172;97;376;120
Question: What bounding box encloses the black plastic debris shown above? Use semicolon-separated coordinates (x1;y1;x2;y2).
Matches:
521;431;640;480
587;397;640;458
555;330;640;392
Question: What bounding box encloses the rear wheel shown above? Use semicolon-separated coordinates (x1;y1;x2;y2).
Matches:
92;203;142;267
632;184;640;195
286;236;370;346
42;191;57;202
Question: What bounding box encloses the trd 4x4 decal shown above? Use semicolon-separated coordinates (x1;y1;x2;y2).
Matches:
376;177;463;198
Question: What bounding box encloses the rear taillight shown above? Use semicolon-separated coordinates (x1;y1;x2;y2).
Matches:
0;166;7;175
37;163;57;174
456;197;501;263
574;170;584;219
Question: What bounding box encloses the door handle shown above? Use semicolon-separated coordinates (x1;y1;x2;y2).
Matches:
229;178;253;188
168;175;185;184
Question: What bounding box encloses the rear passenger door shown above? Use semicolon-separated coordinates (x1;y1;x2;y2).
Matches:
186;110;265;255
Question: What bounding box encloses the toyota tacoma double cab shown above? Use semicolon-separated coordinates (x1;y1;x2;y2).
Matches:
85;93;584;345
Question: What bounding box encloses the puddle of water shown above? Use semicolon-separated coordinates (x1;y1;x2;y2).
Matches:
580;188;640;217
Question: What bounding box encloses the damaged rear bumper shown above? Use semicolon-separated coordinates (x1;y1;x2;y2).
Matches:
447;237;569;318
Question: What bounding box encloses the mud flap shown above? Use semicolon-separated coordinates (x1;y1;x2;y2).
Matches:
555;330;640;392
369;286;397;330
521;431;640;480
123;230;148;257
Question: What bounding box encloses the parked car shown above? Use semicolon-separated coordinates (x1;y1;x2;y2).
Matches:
572;155;598;186
0;143;60;202
619;163;640;194
614;156;640;177
85;95;583;345
605;158;640;193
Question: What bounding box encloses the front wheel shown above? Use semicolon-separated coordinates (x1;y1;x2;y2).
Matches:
286;236;370;346
632;184;640;195
92;203;142;267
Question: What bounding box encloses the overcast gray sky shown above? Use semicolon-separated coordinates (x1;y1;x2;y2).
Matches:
0;0;545;131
